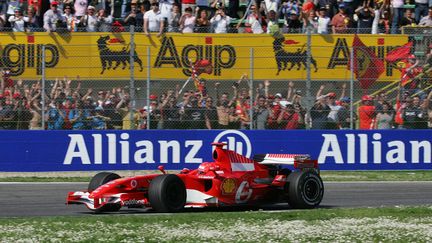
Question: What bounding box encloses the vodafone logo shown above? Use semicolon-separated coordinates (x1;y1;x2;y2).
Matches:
213;130;252;158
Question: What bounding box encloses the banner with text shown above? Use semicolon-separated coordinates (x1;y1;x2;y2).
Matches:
0;130;430;172
0;33;408;81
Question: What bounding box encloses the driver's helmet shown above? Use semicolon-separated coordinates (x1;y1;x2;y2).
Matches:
198;162;213;174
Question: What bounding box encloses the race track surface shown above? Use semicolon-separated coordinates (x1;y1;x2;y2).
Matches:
1;181;432;217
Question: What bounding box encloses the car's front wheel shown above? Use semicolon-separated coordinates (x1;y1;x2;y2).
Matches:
148;174;186;213
286;171;324;209
88;172;121;213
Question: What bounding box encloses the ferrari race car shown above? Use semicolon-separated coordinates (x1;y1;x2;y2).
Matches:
67;143;324;213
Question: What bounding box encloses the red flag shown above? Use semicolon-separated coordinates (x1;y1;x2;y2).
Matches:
385;42;413;63
284;40;300;45
351;35;385;90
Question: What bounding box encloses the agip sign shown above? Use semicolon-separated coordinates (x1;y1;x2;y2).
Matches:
0;33;408;81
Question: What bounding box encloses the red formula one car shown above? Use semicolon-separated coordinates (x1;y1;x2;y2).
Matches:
67;143;324;213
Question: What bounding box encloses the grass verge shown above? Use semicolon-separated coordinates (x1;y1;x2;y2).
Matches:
1;170;432;182
2;206;432;242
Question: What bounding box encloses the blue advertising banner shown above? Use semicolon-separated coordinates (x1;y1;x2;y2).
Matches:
0;130;431;172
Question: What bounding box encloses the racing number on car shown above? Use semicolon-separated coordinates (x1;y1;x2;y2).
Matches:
235;181;252;203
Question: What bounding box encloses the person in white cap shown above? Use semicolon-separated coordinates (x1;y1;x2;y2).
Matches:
43;1;66;32
80;5;98;32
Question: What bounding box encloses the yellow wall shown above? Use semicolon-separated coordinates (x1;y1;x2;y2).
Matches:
0;33;408;81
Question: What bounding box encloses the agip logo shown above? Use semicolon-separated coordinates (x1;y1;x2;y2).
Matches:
213;130;252;158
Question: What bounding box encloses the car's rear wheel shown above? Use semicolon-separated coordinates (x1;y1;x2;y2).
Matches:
88;172;121;213
148;174;186;213
286;171;324;209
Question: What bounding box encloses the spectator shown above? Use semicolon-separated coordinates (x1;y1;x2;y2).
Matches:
337;96;355;129
204;96;218;129
196;0;212;17
341;0;354;17
374;102;394;129
267;93;283;129
253;95;269;129
283;10;302;33
136;3;148;29
46;99;65;130
195;8;210;32
6;0;20;17
317;7;331;34
143;1;164;37
96;8;113;32
377;8;390;34
277;102;299;129
69;100;90;129
418;7;432;26
358;95;375;129
315;0;336;19
310;96;330;129
354;2;374;34
116;95;140;130
74;0;88;19
0;94;14;129
179;6;196;33
266;9;279;34
215;83;233;129
302;9;318;33
244;4;264;34
79;5;98;32
425;89;432;128
8;8;28;32
262;0;279;14
166;3;180;32
399;8;415;27
0;14;5;31
184;94;206;129
375;92;394;114
324;92;341;129
63;5;78;31
181;0;196;14
89;106;110;129
124;2;138;27
280;0;300;18
161;95;181;129
28;99;43;130
159;0;174;19
11;94;31;129
43;1;65;32
147;96;162;129
415;0;428;24
210;6;230;33
391;0;404;34
331;3;350;33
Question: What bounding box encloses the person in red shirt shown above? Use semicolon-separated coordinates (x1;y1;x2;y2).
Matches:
277;102;299;129
267;94;283;129
358;95;376;129
331;3;351;33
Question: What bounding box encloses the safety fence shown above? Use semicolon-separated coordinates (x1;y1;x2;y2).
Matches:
0;31;431;130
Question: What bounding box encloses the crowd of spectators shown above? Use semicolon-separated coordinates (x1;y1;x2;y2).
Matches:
1;69;431;130
1;0;432;34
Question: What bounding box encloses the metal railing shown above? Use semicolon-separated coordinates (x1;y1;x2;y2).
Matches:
0;29;431;130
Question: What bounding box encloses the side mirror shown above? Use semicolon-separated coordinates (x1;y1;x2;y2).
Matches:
158;165;166;174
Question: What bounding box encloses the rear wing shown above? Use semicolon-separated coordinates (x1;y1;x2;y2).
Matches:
253;154;318;169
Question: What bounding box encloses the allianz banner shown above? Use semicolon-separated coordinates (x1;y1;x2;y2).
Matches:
0;130;431;172
0;33;407;81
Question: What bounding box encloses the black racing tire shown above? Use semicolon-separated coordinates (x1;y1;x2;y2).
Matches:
148;174;186;213
87;172;121;213
286;171;324;209
88;172;121;193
